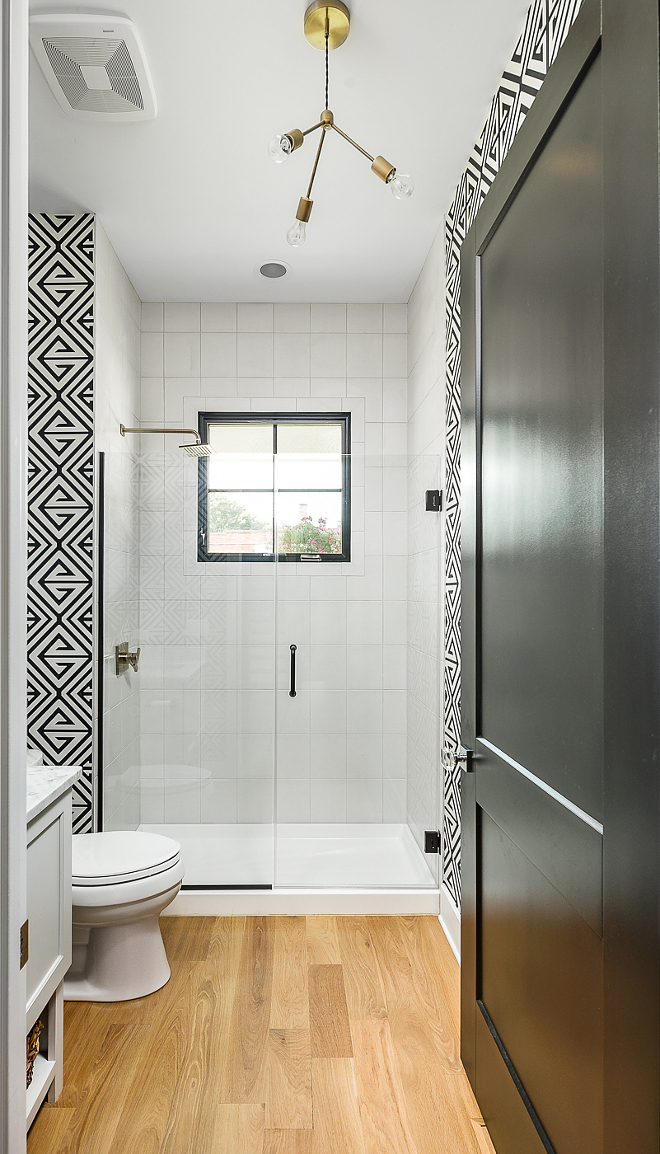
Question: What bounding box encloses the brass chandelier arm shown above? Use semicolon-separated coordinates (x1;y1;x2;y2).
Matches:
331;122;375;164
302;121;324;137
306;125;328;199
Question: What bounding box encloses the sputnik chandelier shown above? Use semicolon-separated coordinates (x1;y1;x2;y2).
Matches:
269;1;414;247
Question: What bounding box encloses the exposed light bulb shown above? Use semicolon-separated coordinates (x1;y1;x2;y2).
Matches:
269;134;294;163
388;171;414;200
287;219;307;247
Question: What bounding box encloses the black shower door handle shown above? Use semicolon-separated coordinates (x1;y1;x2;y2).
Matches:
289;644;297;697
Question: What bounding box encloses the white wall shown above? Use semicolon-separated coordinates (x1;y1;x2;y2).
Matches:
406;227;445;875
136;302;411;825
94;222;142;830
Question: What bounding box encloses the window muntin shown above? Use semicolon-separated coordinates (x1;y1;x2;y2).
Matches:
198;413;350;562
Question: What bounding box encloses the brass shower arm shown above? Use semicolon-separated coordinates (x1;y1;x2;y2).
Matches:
119;424;202;445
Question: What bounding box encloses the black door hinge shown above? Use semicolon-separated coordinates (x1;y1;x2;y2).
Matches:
425;490;442;511
424;830;440;853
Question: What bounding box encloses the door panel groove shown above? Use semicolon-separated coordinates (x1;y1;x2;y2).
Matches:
478;738;603;834
477;1001;556;1154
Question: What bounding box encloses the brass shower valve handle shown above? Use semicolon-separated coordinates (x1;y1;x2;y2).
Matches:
115;643;140;676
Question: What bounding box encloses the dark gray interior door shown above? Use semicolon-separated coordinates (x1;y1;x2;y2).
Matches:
461;4;605;1153
461;1;660;1151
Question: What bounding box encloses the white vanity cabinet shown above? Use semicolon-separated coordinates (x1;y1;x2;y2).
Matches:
26;766;81;1129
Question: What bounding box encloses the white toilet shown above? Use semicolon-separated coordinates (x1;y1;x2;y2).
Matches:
64;831;184;1002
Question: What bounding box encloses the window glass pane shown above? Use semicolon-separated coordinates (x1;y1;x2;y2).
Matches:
277;424;342;454
207;491;273;554
276;424;343;490
276;491;343;555
208;423;273;489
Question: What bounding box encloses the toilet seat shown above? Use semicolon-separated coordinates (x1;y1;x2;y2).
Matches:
72;831;181;886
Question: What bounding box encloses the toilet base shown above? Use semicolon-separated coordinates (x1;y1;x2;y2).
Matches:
64;915;171;1002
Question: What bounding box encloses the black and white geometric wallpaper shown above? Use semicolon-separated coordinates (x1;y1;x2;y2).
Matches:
441;0;584;908
27;213;96;833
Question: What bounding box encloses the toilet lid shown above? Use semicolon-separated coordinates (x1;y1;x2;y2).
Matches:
72;831;181;885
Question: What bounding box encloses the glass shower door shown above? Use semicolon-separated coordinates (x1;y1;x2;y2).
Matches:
102;437;277;888
273;437;441;890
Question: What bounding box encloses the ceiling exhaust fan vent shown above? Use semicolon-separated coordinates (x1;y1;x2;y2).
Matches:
30;14;157;122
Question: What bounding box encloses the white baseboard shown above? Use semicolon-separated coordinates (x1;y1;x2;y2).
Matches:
165;887;440;917
439;885;461;963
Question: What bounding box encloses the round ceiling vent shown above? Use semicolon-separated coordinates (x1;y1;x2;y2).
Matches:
259;261;288;279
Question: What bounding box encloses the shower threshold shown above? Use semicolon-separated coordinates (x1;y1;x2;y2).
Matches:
139;822;440;915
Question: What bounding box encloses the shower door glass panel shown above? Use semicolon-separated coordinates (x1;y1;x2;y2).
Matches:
101;451;141;833
274;449;441;889
102;442;276;888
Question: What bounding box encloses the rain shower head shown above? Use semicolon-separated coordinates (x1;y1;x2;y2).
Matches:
120;424;213;455
179;441;213;457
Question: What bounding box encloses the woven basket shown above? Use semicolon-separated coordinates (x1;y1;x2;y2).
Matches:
26;1019;44;1088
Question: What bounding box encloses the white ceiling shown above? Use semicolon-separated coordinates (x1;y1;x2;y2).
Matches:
29;0;531;302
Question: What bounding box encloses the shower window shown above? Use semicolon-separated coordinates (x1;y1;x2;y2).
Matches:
197;412;351;562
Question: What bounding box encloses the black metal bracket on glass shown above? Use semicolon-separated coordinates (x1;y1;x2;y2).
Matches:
289;644;297;697
425;489;442;511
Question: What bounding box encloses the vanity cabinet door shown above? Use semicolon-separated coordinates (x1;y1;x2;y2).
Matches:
26;796;72;1028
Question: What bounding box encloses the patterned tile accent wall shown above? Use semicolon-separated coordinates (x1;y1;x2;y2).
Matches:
27;214;96;832
442;0;584;907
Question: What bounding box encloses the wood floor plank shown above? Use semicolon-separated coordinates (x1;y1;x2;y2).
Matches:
207;914;246;958
370;917;461;1073
351;1019;418;1154
59;1023;150;1154
306;916;341;965
336;917;387;1020
263;1131;313;1154
309;964;353;1058
207;1104;265;1154
265;1029;312;1130
270;917;309;1030
56;1002;112;1109
27;1106;74;1154
159;915;215;963
311;1058;366;1154
400;1071;495;1154
187;917;245;1149
471;1118;498;1154
111;958;216;1154
160;971;219;1154
223;916;274;1102
369;919;484;1154
397;916;461;1035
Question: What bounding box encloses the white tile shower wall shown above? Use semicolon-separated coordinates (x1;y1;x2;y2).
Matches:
138;302;408;825
406;227;445;878
95;223;142;831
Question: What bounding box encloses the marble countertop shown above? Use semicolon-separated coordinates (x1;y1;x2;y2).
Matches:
27;765;82;824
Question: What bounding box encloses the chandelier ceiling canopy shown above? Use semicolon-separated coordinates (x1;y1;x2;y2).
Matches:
269;1;414;248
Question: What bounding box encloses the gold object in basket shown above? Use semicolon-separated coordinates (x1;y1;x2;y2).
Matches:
26;1019;44;1088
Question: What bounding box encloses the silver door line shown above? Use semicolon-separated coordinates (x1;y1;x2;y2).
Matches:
477;737;604;836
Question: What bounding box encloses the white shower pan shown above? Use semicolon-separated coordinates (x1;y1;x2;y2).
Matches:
139;822;439;915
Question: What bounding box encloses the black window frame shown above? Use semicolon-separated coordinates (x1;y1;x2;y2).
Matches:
197;411;351;563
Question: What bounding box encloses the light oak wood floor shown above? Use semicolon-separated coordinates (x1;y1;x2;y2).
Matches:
28;916;495;1154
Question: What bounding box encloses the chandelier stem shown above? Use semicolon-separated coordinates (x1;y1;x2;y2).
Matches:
306;125;327;199
332;122;375;163
325;9;329;109
302;121;324;137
